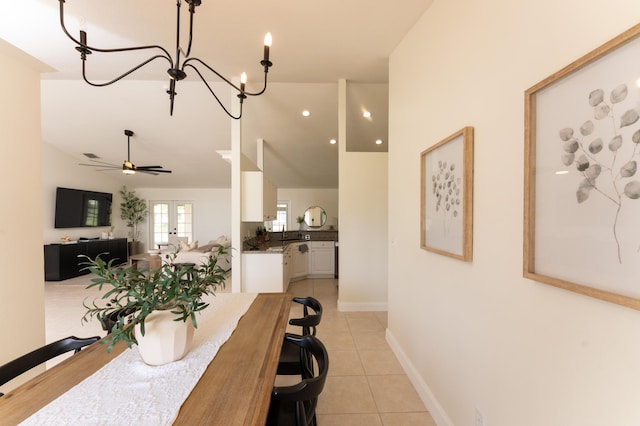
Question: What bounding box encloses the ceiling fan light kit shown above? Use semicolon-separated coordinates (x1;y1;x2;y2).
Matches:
58;0;273;119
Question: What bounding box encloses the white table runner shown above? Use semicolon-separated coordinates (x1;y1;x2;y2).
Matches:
21;292;258;426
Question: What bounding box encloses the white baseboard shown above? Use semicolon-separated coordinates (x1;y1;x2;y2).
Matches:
385;329;453;426
337;301;388;311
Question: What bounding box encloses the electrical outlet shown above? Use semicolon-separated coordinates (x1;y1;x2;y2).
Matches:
475;407;484;426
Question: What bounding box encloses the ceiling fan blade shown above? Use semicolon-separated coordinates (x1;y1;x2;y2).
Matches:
78;163;120;169
89;159;121;167
135;165;172;173
137;170;159;175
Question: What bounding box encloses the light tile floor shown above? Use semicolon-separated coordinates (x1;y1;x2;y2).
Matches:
44;276;436;425
285;278;435;426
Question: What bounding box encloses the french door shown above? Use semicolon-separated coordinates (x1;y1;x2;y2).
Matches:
150;201;194;249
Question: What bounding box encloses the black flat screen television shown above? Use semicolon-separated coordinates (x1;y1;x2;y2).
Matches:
54;187;113;228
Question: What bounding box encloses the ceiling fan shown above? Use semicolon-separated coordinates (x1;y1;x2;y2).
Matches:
79;130;172;175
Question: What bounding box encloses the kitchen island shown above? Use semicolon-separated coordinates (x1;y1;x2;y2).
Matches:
242;230;338;292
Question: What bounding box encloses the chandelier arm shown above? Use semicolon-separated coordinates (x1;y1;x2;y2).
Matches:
81;54;173;87
182;58;242;92
80;44;174;59
59;0;174;61
243;72;269;97
185;64;243;120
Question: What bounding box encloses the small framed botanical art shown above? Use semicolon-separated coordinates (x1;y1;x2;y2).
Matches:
524;23;640;310
420;126;474;261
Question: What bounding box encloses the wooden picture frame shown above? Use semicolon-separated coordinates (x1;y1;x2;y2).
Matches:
524;23;640;310
421;127;474;261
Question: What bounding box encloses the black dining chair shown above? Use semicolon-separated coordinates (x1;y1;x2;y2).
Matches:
0;335;100;396
267;334;329;426
277;296;323;376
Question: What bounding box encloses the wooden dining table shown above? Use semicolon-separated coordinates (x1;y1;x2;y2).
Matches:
0;292;292;426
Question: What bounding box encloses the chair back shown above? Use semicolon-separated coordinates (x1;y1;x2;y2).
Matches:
269;334;329;426
288;296;323;336
0;336;100;392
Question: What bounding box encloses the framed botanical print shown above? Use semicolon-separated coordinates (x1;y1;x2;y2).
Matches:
524;23;640;310
421;126;474;261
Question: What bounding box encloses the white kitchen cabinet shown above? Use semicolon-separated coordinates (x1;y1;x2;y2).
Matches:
291;243;309;279
283;245;293;288
241;171;277;222
242;252;286;292
309;241;335;277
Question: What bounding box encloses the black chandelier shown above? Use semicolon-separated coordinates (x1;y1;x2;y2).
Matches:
58;0;273;119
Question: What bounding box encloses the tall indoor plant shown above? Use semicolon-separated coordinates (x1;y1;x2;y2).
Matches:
119;186;147;255
81;248;228;365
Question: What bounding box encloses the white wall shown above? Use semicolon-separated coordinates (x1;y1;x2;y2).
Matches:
338;79;389;311
388;0;640;424
276;188;338;230
0;39;47;393
338;151;388;310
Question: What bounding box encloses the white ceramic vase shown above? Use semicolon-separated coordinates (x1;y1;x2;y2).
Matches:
135;310;194;366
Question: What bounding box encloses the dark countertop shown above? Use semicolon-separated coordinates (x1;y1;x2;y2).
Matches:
243;230;338;253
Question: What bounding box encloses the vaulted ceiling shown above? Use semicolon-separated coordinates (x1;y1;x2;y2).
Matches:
0;0;432;188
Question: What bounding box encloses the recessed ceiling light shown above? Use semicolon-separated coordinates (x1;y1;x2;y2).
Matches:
302;110;310;117
330;139;337;145
363;111;371;118
375;139;383;145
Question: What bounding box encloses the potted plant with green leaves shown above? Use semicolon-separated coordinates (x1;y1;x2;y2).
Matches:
296;215;305;230
81;247;228;365
119;186;147;255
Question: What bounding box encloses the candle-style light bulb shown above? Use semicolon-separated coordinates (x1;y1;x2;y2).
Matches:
79;17;87;45
263;32;272;63
240;72;247;92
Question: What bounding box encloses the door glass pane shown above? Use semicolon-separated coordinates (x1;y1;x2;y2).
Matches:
175;203;193;240
152;203;170;248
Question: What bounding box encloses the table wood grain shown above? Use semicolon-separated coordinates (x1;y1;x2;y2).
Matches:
0;293;291;426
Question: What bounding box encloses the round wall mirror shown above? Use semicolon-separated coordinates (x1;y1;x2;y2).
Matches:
304;206;327;228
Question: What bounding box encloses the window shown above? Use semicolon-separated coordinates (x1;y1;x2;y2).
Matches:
269;201;290;231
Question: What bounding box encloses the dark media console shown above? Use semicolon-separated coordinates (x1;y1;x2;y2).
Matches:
44;238;128;281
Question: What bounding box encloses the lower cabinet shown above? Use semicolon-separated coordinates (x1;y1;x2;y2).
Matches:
283;245;293;288
44;238;128;281
309;241;335;277
242;252;287;293
291;243;309;279
241;240;336;292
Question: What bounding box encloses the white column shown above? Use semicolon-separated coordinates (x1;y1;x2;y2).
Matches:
230;77;243;293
